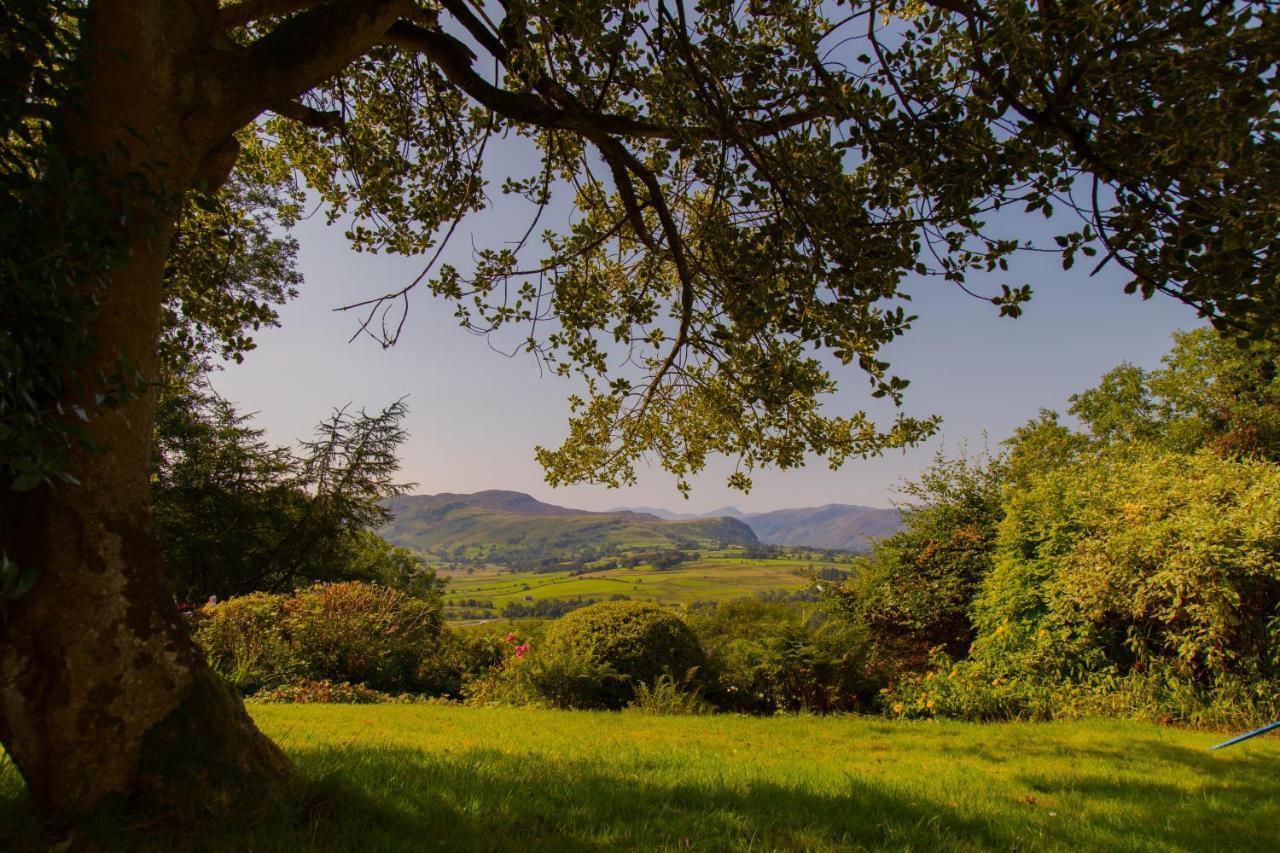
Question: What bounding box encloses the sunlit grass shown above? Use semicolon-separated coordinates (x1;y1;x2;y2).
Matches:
3;706;1277;850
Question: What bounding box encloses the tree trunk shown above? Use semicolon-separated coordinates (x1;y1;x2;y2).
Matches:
0;0;290;819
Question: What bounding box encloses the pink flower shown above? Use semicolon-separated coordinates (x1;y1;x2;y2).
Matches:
514;643;530;659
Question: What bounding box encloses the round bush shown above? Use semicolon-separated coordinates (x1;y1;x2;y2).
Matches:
542;601;705;708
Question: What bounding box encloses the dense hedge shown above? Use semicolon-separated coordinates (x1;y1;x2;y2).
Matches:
884;449;1280;727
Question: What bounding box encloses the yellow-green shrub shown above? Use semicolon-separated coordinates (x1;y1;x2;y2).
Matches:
902;448;1280;725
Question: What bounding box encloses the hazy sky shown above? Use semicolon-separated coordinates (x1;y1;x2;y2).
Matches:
215;169;1198;514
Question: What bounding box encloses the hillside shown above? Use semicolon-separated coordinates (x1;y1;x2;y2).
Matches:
744;504;902;551
613;502;902;551
382;491;757;564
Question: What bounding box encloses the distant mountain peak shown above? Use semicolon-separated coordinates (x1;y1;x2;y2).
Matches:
592;500;903;552
381;491;759;564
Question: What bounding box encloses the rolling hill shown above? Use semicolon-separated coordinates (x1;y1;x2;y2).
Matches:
742;504;902;551
611;503;902;552
381;491;758;564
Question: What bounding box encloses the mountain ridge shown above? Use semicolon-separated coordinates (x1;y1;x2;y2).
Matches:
381;492;758;564
383;491;900;556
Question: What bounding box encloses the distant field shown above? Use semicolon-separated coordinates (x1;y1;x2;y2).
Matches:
439;552;838;617
4;707;1276;850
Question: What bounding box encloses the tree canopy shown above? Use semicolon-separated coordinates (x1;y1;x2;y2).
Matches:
4;0;1276;496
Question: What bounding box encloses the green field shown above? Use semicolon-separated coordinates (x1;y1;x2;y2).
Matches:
442;553;829;617
4;707;1277;850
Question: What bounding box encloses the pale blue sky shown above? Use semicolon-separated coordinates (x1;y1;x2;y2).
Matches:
212;181;1197;514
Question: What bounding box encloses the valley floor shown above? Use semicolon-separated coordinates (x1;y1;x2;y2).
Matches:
3;707;1277;850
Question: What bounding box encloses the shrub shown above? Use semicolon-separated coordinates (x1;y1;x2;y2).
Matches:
193;592;293;693
974;448;1280;687
248;679;395;704
627;669;713;716
892;448;1280;726
280;581;441;694
689;599;870;714
460;625;618;709
416;627;516;698
194;581;441;695
541;601;705;708
838;448;1006;673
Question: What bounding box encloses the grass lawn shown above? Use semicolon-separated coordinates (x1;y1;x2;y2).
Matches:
3;707;1277;850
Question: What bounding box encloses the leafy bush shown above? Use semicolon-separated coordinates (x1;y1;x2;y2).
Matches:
193;591;293;693
280;581;441;693
689;599;870;714
890;448;1280;726
976;448;1280;684
627;669;713;716
248;679;395;704
415;627;518;698
194;581;441;695
540;601;705;709
838;448;1005;674
459;625;619;709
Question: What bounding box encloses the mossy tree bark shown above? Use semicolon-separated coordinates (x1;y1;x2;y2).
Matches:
0;0;293;818
0;0;412;817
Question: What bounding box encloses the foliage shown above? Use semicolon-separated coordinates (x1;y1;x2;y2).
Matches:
5;1;1278;495
975;448;1280;684
885;653;1280;731
161;134;304;382
837;447;1006;671
194;582;443;696
247;679;395;705
1067;328;1280;461
540;601;705;709
689;599;869;714
887;448;1280;725
627;669;713;716
1147;329;1280;460
834;329;1280;725
152;389;439;601
459;623;623;710
279;581;442;694
191;591;293;695
0;1;124;489
885;1;1280;333
412;627;513;699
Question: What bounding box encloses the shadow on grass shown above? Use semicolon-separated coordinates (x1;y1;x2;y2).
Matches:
2;740;1277;851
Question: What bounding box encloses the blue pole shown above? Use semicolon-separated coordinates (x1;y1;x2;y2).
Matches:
1209;721;1280;750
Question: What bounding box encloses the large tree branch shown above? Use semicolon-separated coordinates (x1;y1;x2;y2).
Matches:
212;0;409;138
383;21;703;141
217;0;321;30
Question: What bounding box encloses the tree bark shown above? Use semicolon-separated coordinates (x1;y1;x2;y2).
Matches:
0;0;290;819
